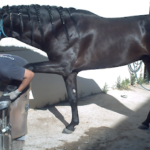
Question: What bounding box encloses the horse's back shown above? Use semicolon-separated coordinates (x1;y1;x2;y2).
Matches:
73;15;150;71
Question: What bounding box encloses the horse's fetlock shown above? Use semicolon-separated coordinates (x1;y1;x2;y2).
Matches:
72;119;79;125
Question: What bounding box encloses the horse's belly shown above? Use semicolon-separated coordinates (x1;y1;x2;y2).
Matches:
75;47;144;71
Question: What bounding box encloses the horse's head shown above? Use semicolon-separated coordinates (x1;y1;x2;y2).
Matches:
0;6;9;20
0;7;7;22
0;6;10;39
0;5;22;39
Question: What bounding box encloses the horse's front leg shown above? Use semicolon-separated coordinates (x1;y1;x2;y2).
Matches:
25;61;79;133
63;72;79;133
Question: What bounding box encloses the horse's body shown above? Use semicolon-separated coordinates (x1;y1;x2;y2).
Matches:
0;5;150;133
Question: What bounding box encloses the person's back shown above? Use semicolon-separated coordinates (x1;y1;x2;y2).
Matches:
0;54;34;100
0;54;28;82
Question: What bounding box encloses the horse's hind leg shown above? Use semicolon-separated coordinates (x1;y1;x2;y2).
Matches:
63;72;79;133
139;60;150;129
140;111;150;129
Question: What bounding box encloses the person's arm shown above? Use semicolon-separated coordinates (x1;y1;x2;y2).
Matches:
17;69;34;92
4;69;34;100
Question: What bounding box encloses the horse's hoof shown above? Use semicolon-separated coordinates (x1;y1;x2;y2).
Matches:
62;128;74;134
138;124;149;130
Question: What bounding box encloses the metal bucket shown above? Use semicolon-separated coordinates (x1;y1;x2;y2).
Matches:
0;83;30;150
0;134;11;150
0;101;12;150
0;84;30;139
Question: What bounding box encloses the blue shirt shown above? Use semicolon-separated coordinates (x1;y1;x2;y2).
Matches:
0;54;28;81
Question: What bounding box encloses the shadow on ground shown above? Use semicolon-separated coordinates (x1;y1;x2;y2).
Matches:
34;86;150;150
38;92;134;128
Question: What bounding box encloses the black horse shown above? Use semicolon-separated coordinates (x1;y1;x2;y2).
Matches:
0;5;150;133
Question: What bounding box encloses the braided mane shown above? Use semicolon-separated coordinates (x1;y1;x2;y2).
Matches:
2;4;79;46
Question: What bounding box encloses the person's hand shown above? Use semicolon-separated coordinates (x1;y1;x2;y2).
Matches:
3;89;21;100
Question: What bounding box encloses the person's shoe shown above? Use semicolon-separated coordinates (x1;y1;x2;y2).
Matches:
138;124;149;130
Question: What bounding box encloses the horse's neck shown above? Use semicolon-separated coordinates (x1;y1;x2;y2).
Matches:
3;6;96;51
3;20;46;51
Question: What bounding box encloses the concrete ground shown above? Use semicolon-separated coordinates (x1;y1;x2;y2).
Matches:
1;84;150;150
21;84;150;150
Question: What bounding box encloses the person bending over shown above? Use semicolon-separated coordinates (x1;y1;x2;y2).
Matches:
0;54;34;99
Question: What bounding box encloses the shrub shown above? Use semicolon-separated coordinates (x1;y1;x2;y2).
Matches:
137;73;146;84
130;73;136;85
116;76;122;89
121;79;130;90
114;76;130;90
102;83;109;93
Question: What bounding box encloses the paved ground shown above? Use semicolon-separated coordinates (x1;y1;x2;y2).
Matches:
1;84;150;150
22;84;150;150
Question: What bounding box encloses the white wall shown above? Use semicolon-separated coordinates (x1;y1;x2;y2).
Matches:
0;0;149;108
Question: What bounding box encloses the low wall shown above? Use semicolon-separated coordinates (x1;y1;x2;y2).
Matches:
0;46;102;108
